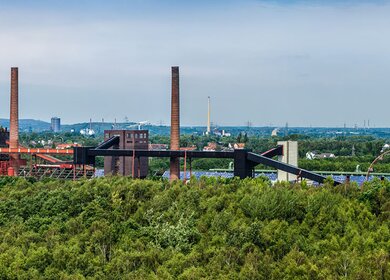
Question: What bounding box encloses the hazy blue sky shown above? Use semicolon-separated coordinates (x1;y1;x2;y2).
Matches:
0;0;389;127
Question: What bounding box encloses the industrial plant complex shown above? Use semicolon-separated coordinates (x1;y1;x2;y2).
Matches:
0;66;340;185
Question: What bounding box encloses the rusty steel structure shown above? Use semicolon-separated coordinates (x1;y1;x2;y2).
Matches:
0;67;78;178
0;65;340;185
170;66;180;180
365;150;390;184
0;148;74;154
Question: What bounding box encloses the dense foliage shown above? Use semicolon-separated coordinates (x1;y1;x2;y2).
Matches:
0;177;389;279
299;156;390;173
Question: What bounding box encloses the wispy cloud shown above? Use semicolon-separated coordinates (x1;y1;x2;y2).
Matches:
0;0;389;126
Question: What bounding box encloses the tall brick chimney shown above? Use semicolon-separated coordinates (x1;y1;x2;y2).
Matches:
10;67;20;173
10;67;19;149
170;66;180;180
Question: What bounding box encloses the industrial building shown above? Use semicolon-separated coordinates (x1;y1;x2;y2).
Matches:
104;130;149;178
0;67;91;179
51;117;61;132
73;66;337;185
0;66;336;185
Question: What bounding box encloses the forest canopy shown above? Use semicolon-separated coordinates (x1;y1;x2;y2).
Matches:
0;176;389;279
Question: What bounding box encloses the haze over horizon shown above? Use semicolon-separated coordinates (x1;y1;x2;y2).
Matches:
0;0;389;127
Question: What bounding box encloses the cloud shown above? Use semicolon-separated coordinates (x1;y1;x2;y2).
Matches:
0;0;389;126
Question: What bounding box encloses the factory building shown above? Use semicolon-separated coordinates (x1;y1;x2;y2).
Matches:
51;117;61;132
104;130;149;178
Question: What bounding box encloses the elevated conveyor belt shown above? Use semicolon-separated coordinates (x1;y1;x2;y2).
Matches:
95;136;120;150
261;145;283;158
247;152;341;185
0;147;73;154
35;154;64;163
74;145;341;185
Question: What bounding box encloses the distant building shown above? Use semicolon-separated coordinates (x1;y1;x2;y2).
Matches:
80;128;95;136
180;146;197;151
316;153;336;159
381;144;390;153
149;144;168;151
212;128;231;137
56;143;81;150
51;117;61;132
228;143;246;150
306;151;336;160
222;130;231;137
204;127;231;137
306;152;316;160
203;142;217;151
234;143;246;149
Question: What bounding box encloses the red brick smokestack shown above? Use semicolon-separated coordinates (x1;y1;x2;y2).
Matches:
170;66;180;180
10;67;20;173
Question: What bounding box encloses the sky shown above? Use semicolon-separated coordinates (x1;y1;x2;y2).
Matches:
0;0;389;127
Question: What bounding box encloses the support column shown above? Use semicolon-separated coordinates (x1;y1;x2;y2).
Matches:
277;141;298;182
233;149;253;179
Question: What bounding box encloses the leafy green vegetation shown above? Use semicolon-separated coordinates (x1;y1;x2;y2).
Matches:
0;177;388;279
299;156;390;173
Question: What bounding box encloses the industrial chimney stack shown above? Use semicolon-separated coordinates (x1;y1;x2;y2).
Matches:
170;66;180;180
10;67;20;173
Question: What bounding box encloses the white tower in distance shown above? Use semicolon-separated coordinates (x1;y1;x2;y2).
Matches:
207;96;211;135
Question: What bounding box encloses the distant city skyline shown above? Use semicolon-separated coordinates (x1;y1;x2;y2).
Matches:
0;117;381;130
0;0;389;126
